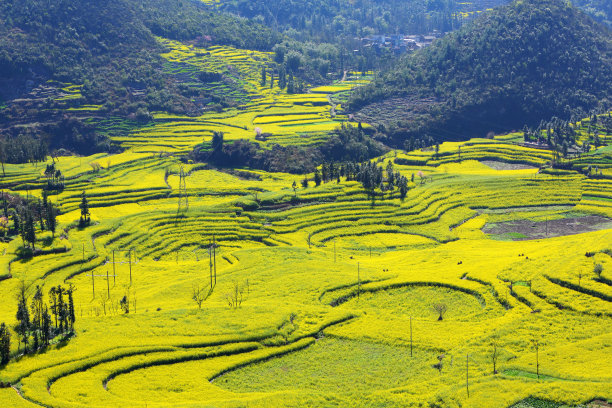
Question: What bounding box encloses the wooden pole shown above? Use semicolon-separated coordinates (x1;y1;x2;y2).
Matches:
129;249;132;286
113;250;116;279
334;240;336;263
106;270;110;299
410;316;413;357
213;235;216;286
357;262;360;299
466;354;469;398
536;341;539;379
92;273;95;299
209;241;213;289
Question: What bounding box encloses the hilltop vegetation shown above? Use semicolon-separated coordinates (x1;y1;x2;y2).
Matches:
349;0;612;145
573;0;612;27
0;0;284;157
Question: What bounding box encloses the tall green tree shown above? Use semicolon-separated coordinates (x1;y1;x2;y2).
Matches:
49;287;58;329
46;201;57;238
79;191;90;227
15;283;30;353
24;210;36;250
67;285;76;332
0;322;10;365
30;286;44;351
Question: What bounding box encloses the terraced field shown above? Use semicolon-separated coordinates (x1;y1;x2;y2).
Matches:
115;39;369;153
0;130;610;407
0;35;610;408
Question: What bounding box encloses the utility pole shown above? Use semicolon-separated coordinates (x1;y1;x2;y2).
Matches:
213;235;217;286
113;250;116;280
178;165;189;212
91;271;95;299
466;354;470;398
106;270;110;299
410;316;413;357
357;262;360;299
535;340;540;379
129;249;132;286
209;240;213;289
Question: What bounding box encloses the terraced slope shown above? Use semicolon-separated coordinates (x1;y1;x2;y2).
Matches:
0;130;609;407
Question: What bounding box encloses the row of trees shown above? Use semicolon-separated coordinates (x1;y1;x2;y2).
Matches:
261;66;306;94
297;160;410;198
0;134;48;166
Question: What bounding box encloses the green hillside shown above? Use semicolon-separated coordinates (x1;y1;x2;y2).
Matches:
349;0;612;145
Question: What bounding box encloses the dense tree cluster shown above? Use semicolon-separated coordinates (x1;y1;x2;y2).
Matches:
191;124;386;174
309;160;409;198
349;0;612;146
220;0;482;41
9;282;75;359
0;191;58;247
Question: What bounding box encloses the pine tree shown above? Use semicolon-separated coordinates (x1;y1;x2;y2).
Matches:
386;162;395;189
314;169;322;187
0;322;10;365
287;73;295;94
15;284;30;353
46;202;56;238
30;286;44;351
49;287;58;329
399;176;408;199
56;286;66;332
36;199;45;231
67;285;75;331
42;306;51;346
25;210;36;250
79;191;90;227
279;66;287;89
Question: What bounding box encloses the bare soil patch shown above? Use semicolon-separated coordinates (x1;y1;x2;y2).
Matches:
483;215;612;240
480;160;537;170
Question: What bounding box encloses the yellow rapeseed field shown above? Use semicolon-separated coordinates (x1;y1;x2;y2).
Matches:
0;39;610;408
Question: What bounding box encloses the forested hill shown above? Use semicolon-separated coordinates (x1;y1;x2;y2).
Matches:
348;0;612;145
0;0;283;157
0;0;280;112
0;0;280;103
